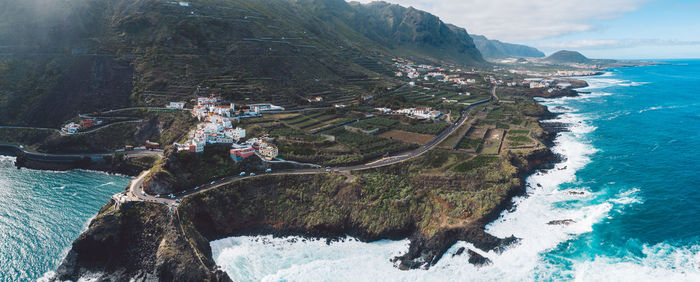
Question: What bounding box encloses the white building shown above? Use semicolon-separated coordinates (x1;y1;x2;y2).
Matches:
226;127;246;142
248;104;284;112
167;102;186;109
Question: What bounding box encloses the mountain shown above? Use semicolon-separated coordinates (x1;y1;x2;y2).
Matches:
467;33;544;59
0;0;485;127
544;50;591;64
349;2;484;65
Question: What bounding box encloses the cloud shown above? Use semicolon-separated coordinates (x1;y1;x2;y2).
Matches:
352;0;647;41
538;39;700;49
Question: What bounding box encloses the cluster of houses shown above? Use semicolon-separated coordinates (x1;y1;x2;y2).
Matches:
61;118;102;135
230;138;279;161
174;95;280;162
525;78;555;89
394;59;477;87
191;95;285;121
553;70;601;77
394;62;421;79
375;107;442;120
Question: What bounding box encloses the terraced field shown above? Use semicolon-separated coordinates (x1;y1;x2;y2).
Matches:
283;111;367;133
325;127;417;162
390;86;491;106
349;117;450;135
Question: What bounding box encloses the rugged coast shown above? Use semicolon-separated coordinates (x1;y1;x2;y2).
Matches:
0;144;159;176
51;96;568;280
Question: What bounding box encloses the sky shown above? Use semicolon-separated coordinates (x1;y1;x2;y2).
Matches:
353;0;700;59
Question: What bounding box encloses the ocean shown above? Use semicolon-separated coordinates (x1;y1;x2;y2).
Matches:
210;60;700;281
0;157;131;281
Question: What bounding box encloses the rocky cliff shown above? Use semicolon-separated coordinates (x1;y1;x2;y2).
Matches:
469;34;545;59
53;143;557;280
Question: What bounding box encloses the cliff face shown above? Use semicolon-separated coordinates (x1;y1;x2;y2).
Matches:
349;2;485;65
468;34;545;59
53;201;230;281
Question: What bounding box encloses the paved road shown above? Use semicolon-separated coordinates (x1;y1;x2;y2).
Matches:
80;107;185;118
71;120;144;135
125;85;498;206
0;143;163;161
0;126;59;132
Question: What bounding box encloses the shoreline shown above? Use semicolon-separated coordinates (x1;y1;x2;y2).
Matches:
47;87;576;280
0;144;156;176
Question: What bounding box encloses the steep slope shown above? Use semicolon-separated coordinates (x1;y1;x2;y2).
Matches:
348;2;485;65
469;34;545;59
544;50;591;64
0;0;485;127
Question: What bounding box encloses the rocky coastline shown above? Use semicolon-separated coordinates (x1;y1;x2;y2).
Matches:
0;144;155;176
51;89;574;280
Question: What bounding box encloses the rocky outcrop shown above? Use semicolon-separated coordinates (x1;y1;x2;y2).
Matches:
11;149;156;176
52;201;230;281
547;219;576;225
467;249;492;266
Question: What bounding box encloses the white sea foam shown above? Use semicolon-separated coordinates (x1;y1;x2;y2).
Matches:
618;81;650;87
609;188;643;205
571;243;700;282
96;181;116;188
210;236;414;281
211;107;607;281
210;73;697;281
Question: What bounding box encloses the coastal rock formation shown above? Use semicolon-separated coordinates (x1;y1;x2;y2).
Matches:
54;142;558;280
53;201;230;281
547;219;576;226
467;249;492;266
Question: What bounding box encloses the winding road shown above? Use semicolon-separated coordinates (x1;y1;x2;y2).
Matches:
123;86;498;206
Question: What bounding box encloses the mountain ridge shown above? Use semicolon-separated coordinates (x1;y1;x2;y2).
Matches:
468;33;545;59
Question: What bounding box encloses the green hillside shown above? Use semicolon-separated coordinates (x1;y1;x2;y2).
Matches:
544;50;591;64
0;0;485;127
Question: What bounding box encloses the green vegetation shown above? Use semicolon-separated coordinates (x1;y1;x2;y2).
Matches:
144;145;263;194
453;155;500;172
0;128;58;150
180;147;524;245
457;138;483;150
326;127;417;163
350;117;449;135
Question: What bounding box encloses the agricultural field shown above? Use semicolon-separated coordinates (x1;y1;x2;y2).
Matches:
479;128;505;155
325;127;417;163
282;110;366;133
377;85;491;109
379;130;435;145
439;121;472;149
349;117;450;135
505;129;539;148
457;126;488;152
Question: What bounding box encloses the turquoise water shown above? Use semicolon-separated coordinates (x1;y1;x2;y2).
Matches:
0;157;131;281
210;61;700;281
530;60;700;279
